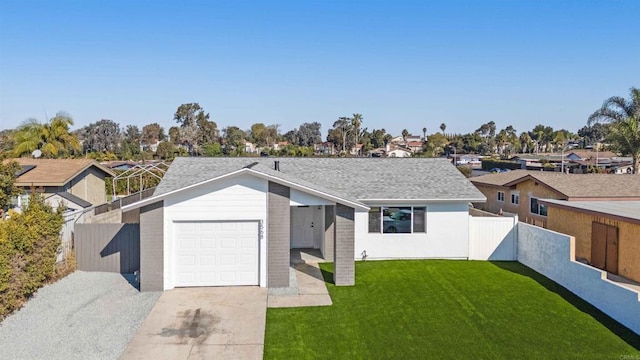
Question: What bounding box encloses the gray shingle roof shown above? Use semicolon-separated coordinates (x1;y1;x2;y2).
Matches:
155;157;485;202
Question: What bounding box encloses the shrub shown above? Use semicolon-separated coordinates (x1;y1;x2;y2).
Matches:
481;159;522;171
456;165;472;178
0;193;64;319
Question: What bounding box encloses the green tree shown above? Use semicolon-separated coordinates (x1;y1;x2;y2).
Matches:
174;103;210;155
0;157;21;212
351;114;363;150
13;113;80;158
155;141;176;160
589;87;640;174
402;129;409;144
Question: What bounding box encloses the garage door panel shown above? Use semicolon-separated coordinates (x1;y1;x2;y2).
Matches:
174;221;259;287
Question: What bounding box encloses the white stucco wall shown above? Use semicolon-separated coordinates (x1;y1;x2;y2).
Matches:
354;202;470;260
518;222;640;335
163;174;269;289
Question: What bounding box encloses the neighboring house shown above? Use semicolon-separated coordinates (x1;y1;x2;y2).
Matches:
387;147;413;158
566;150;618;161
470;170;640;227
45;191;93;212
541;199;640;283
103;161;138;171
10;158;115;209
314;142;336;156
406;141;424;153
122;158;485;291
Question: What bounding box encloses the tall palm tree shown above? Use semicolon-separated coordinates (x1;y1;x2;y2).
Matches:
351;113;363;155
422;127;427;141
440;123;446;133
13;113;80;158
588;87;640;174
402;129;409;145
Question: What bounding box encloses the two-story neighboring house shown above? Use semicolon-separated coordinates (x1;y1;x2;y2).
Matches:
470;170;640;227
10;158;115;211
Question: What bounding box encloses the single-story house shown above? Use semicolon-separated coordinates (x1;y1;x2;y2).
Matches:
470;170;640;227
122;157;485;291
9;158;115;209
541;199;640;283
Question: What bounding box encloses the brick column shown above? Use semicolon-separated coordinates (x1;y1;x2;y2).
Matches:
267;182;290;288
334;204;355;286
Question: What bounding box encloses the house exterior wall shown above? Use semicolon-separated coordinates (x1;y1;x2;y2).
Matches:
140;201;164;292
354;202;470;259
334;204;355;286
267;182;290;288
473;179;564;227
163;174;269;289
546;206;640;283
69;167;107;205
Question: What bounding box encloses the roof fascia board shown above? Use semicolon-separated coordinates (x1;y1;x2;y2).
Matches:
360;198;486;204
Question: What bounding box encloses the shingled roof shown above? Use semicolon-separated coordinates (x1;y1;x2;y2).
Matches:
154;157;485;202
9;158;115;187
471;170;640;199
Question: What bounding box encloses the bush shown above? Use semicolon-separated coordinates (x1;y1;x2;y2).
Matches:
0;193;64;319
481;159;522;171
456;165;472;178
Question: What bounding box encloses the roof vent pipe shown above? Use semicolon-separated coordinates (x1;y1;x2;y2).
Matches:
274;161;280;171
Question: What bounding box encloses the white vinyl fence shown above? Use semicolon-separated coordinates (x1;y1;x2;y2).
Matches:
469;215;518;260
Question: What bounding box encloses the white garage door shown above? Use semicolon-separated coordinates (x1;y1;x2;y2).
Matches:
174;221;259;287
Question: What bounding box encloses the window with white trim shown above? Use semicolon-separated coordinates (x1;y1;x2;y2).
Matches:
530;197;547;216
511;192;520;205
368;206;426;233
497;191;505;202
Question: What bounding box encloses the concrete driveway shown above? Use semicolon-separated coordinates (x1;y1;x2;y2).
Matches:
121;287;268;360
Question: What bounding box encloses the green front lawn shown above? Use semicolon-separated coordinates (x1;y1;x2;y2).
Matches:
265;260;640;359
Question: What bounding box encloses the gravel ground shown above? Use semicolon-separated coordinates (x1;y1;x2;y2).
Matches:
0;271;160;360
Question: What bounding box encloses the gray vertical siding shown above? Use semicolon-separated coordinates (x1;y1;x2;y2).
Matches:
140;201;164;292
323;205;335;262
334;204;355;286
75;223;140;273
267;182;290;288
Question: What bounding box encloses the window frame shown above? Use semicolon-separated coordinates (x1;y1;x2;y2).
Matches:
529;197;547;217
511;191;520;205
367;206;427;234
497;191;505;202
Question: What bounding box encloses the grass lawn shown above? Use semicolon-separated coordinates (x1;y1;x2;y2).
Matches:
264;260;640;359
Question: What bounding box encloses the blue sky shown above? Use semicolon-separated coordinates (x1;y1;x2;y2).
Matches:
0;0;638;137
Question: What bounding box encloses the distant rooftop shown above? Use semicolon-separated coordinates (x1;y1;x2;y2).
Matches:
540;199;640;224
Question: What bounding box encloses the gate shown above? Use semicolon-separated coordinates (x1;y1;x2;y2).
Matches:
75;223;140;273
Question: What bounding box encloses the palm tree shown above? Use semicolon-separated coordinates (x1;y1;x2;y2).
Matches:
13;113;80;158
402;129;409;145
588;87;640;174
422;127;427;141
351;113;363;155
440;123;446;134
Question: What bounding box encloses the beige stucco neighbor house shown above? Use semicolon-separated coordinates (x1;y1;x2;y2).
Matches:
540;199;640;284
11;158;115;209
470;170;640;227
